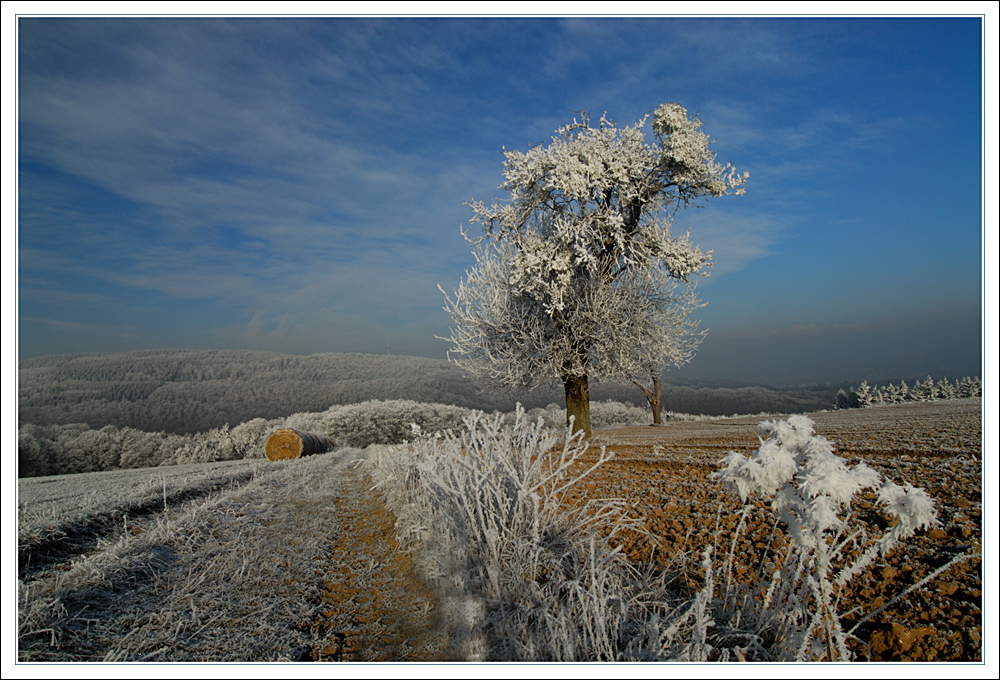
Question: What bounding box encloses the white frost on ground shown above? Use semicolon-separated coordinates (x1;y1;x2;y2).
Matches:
18;449;368;662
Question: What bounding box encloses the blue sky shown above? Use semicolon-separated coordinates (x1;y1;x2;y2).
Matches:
9;7;994;386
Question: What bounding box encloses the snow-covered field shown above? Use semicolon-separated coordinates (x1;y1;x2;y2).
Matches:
20;459;265;565
16;399;983;663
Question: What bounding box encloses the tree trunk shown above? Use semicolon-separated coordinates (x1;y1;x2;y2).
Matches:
630;369;665;426
562;373;592;439
650;372;663;425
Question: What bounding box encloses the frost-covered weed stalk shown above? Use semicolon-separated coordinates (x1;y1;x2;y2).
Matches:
714;415;940;661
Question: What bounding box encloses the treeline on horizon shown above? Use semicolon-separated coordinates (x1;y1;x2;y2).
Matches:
835;375;983;409
18;349;840;434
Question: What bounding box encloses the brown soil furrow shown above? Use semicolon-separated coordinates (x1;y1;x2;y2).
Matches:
307;459;448;662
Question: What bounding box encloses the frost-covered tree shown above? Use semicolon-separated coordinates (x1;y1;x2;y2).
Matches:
631;368;667;425
936;377;956;400
910;376;936;402
624;279;706;425
958;376;982;398
897;379;910;403
880;381;906;404
834;388;851;410
441;104;747;437
852;380;874;408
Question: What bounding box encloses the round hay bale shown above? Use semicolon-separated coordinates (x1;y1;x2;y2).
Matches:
265;428;335;461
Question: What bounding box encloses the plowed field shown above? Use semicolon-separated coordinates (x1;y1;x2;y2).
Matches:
578;400;984;661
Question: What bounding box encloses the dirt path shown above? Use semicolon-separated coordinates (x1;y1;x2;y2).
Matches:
305;453;448;661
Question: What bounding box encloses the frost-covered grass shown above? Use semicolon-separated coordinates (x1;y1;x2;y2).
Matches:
367;407;955;662
18;460;263;575
18;450;366;662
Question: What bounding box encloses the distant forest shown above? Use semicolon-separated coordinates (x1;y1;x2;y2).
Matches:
18;349;841;434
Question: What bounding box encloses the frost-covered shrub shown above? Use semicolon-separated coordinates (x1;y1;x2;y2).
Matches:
713;415;940;661
120;431;189;469
18;423;120;476
512;400;657;430
324;399;471;448
17;401;473;476
171;424;238;465
366;407;662;661
590;399;652;427
168;418;284;466
228;417;273;457
17;420;270;476
513;402;566;429
274;409;331;434
18;424;56;478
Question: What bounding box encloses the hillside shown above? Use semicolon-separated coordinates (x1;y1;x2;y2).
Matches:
17;349;837;434
17;350;535;434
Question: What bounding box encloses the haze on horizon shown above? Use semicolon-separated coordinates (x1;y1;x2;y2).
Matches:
10;9;991;387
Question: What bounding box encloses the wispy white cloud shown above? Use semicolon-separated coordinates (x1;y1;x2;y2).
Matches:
18;19;493;334
673;210;783;278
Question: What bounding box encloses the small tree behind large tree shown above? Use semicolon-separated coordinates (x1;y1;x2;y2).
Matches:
440;103;748;437
623;278;706;425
